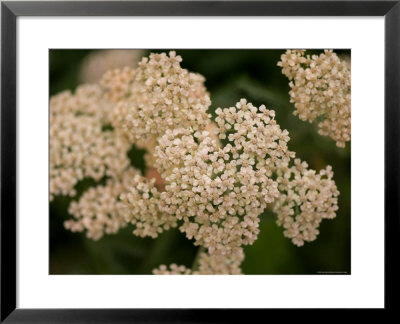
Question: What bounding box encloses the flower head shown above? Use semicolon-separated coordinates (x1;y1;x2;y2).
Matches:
49;84;131;201
278;50;351;148
150;99;293;255
65;167;139;240
273;159;340;246
111;51;212;144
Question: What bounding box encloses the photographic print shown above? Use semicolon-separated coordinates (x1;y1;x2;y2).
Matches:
49;49;351;275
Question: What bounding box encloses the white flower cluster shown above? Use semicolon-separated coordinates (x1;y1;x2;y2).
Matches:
65;167;139;240
49;84;131;201
110;51;211;144
148;99;294;255
153;248;244;275
273;159;340;246
51;51;342;274
278;50;351;148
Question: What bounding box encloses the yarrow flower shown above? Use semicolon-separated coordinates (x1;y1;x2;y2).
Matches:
278;49;351;148
110;51;211;144
148;99;294;255
49;84;131;201
65;167;139;240
51;51;342;275
273;159;339;246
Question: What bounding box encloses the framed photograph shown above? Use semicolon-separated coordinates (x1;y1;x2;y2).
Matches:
1;0;398;321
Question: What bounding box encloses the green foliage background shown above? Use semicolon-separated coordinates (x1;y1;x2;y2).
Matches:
50;49;351;275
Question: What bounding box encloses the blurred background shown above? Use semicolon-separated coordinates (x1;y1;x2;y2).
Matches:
50;49;351;275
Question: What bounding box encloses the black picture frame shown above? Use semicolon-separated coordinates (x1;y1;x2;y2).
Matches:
1;0;399;321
